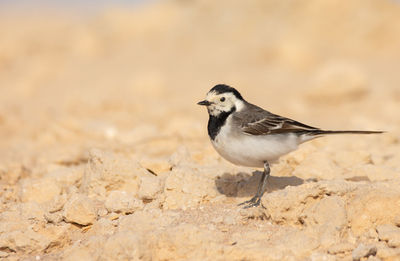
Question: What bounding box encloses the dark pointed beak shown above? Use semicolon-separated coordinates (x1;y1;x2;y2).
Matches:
197;100;211;106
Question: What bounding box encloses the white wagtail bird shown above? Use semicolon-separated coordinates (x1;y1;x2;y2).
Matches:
198;84;383;208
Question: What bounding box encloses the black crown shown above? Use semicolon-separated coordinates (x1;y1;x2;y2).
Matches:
210;84;244;100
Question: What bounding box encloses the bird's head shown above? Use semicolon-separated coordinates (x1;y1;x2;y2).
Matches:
197;84;245;117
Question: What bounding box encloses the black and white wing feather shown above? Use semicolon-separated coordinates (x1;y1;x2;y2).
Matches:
233;103;383;136
233;103;321;136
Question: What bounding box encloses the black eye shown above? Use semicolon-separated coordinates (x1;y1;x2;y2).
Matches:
220;97;225;102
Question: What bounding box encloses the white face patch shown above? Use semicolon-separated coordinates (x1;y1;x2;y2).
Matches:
204;91;245;116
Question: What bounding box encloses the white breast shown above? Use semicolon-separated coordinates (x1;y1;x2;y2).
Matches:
211;117;301;168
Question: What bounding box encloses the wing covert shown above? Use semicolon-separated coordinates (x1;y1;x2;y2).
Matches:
233;104;320;136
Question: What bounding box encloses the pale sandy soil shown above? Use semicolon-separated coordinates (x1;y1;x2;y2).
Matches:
1;0;400;260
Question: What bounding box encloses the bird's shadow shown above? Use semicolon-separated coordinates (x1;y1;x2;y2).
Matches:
215;170;305;198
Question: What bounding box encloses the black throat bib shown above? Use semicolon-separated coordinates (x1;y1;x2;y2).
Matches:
207;107;236;140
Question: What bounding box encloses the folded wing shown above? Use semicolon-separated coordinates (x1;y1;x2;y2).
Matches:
233;104;320;136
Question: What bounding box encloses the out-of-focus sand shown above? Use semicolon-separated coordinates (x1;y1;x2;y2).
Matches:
1;0;400;260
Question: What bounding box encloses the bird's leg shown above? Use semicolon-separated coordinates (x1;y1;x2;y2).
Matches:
239;161;270;208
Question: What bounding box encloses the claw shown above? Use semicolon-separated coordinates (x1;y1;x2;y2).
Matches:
238;196;261;208
242;200;261;208
238;161;270;209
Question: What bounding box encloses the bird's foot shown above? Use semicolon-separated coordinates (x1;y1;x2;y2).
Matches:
238;196;261;208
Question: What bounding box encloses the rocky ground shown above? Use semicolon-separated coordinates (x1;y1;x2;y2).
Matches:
1;0;400;260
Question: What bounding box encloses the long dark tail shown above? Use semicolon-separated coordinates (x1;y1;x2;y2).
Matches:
313;130;384;135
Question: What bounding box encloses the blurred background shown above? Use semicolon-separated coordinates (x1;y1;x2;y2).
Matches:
0;0;399;169
1;2;400;259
